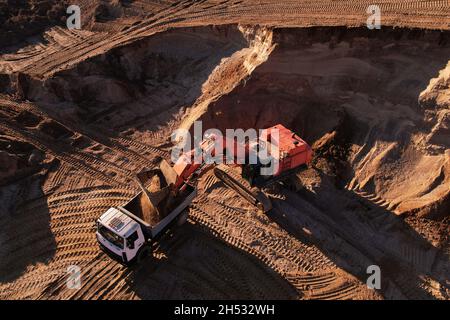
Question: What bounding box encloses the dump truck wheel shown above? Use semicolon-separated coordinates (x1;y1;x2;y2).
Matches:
137;246;150;263
177;210;189;226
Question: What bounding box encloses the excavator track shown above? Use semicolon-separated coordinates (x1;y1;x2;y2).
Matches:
213;164;272;213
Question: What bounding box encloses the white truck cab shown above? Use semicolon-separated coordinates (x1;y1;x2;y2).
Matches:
96;207;146;264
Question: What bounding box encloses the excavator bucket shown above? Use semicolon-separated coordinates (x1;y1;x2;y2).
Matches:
134;173;165;219
133;160;179;222
160;159;178;186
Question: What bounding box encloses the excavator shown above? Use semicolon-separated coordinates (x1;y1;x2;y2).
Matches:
96;124;312;264
171;123;312;212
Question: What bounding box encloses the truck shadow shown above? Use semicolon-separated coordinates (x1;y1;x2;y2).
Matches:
0;173;56;283
266;176;447;300
126;223;300;300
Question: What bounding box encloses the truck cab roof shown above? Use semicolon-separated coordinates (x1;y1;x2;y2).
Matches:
98;207;140;238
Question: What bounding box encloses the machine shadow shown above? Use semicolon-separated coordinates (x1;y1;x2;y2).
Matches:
0;173;56;284
265;176;444;300
126;223;300;300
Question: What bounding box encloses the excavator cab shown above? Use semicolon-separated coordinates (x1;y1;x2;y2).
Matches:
241;143;277;187
241;163;276;187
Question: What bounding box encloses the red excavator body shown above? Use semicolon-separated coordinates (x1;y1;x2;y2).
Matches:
259;124;312;176
172;124;312;193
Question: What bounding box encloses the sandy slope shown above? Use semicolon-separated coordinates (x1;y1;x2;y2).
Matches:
1;0;450;79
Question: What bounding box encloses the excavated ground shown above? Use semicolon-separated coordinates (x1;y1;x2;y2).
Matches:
0;6;449;300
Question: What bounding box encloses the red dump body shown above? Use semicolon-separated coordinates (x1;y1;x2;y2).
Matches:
260;124;312;176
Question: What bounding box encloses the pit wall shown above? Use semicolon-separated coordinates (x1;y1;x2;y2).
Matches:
192;27;450;219
7;25;250;129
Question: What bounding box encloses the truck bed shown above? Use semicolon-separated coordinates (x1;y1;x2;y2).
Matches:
121;169;195;232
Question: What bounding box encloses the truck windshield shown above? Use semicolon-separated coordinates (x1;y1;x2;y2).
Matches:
98;224;124;249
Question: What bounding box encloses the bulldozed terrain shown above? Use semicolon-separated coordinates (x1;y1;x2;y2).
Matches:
0;0;449;300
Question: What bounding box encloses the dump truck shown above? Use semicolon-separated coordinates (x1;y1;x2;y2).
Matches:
96;161;197;265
